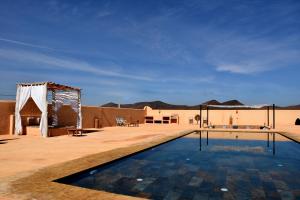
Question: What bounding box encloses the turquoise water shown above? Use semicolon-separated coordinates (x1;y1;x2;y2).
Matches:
57;132;300;199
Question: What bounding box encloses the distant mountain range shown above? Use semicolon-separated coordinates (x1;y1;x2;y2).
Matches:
201;99;244;106
285;104;300;109
101;100;300;110
102;101;194;109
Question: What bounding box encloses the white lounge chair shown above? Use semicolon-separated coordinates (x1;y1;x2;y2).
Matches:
116;117;127;126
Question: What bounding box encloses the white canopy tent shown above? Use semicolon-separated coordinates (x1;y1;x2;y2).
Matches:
15;82;82;137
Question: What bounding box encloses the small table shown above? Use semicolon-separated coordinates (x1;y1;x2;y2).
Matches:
67;128;86;136
128;122;139;127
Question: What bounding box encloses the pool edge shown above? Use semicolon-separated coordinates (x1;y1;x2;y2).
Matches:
9;129;195;200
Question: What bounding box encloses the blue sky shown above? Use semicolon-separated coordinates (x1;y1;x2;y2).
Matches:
0;0;299;106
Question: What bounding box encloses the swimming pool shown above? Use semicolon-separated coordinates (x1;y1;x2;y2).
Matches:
57;131;300;199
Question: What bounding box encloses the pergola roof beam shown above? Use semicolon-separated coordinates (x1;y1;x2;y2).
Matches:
17;82;80;91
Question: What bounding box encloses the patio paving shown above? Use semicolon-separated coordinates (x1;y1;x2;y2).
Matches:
0;124;299;200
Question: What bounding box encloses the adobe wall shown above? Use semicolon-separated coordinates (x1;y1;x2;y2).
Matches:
0;101;15;135
1;99;299;135
82;107;146;128
0;100;146;135
146;107;300;129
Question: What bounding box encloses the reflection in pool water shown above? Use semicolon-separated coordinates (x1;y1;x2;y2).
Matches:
57;132;300;200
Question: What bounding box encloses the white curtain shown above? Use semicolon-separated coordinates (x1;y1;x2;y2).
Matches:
31;85;48;137
53;90;82;128
77;90;82;128
15;84;48;137
15;86;31;135
15;84;81;137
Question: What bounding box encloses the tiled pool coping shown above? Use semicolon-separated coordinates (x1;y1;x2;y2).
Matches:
10;128;298;200
10;130;194;200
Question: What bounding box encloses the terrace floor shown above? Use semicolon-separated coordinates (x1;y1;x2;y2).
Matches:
0;124;195;199
0;124;299;200
0;125;195;178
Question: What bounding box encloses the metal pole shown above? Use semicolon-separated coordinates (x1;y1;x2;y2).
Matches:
267;106;269;127
200;105;202;128
273;104;275;129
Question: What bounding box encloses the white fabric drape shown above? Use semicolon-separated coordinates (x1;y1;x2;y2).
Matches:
15;86;31;135
15;83;81;137
52;90;82;128
54;91;79;112
31;85;48;137
15;84;48;137
51;91;58;126
77;90;82;128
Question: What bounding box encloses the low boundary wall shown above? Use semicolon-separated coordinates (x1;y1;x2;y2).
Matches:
0;100;146;135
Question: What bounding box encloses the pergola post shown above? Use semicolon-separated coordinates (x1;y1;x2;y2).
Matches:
273;104;275;129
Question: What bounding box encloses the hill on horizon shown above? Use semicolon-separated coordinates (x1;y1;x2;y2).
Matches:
101;99;247;110
102;101;192;110
202;99;221;105
101;100;300;109
221;100;244;106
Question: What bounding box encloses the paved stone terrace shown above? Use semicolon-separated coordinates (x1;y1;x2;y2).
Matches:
0;125;195;199
277;132;300;143
0;124;299;200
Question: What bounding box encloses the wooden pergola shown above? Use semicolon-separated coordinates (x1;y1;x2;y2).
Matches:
15;82;82;137
18;82;81;91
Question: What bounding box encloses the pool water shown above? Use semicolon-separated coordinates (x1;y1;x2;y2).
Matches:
57;132;300;199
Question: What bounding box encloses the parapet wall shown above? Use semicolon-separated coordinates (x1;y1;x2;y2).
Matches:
0;100;146;135
1;99;299;135
0;101;15;135
82;106;146;128
145;107;300;128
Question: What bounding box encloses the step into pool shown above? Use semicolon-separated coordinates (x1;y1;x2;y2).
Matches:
57;131;300;199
